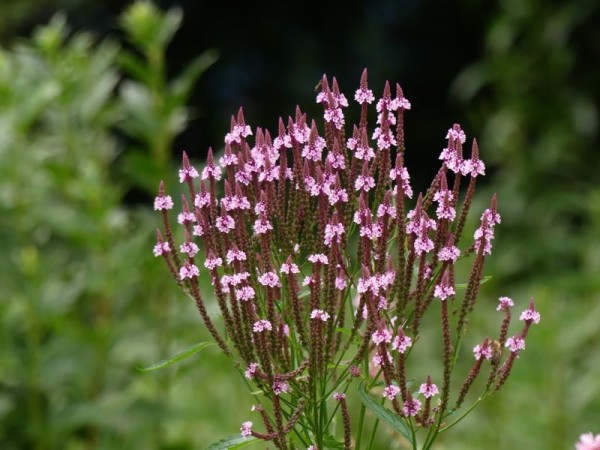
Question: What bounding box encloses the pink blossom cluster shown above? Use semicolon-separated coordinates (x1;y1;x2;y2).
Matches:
152;70;538;447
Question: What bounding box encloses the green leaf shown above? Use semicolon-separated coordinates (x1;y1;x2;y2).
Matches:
138;341;215;372
205;434;257;450
335;327;352;335
324;435;345;449
455;275;492;290
357;381;413;443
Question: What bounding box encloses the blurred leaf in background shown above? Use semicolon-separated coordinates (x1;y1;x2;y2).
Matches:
446;0;600;449
0;3;243;449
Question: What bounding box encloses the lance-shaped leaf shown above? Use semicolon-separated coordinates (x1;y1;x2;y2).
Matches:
358;381;413;444
205;434;257;450
138;341;215;372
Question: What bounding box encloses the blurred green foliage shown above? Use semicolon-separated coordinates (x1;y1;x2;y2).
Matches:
0;0;599;449
446;1;600;449
0;3;238;449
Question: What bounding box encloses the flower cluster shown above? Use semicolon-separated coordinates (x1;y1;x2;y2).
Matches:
153;70;539;450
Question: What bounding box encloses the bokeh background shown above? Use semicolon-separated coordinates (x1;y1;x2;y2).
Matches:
1;0;599;449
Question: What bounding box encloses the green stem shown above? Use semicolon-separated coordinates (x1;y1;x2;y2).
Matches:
439;395;485;433
355;403;367;450
366;416;380;450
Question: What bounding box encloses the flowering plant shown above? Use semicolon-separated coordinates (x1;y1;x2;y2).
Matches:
152;70;539;449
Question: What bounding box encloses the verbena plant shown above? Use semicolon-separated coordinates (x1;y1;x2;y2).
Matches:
151;70;540;450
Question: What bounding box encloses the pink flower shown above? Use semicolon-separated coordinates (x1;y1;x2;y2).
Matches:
221;194;250;211
576;433;600;450
372;127;397;150
258;272;281;288
272;380;290;395
201;161;222;181
280;262;300;274
204;255;223;270
154;194;174;210
418;379;439;398
354;142;375;161
372;328;393;345
505;336;526;353
218;150;238;168
180;241;199;258
221;272;249;289
355;174;375;192
474;207;501;255
240;421;253;437
434;280;455;301
390;166;413;199
225;123;252;144
310;309;330;321
333;392;346;401
179;262;199;280
414;235;434;255
354;87;375;104
236;286;255;302
302;136;326;161
244;362;258;379
253;319;272;333
403;398;421;417
179;165;199;183
324;222;345;246
226;249;247;264
438;245;461;262
372;351;393;367
473;341;493;360
446;124;466;144
519;300;541;324
192;224;204;236
327;187;349;205
177;211;195;225
392;333;412;354
460;158;486;177
376;202;396;219
153;241;170;257
497;296;514;311
393;96;411;110
326;150;346;169
433;189;456;221
359;223;382;241
253;216;273;235
215;215;235;233
195;191;211;209
383;385;400;400
324;107;345;130
308;254;329;265
334;275;347;290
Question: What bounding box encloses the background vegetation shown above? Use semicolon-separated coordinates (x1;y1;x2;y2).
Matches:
0;1;598;449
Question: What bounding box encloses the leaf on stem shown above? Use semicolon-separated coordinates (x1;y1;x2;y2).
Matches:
205;434;257;450
357;381;413;444
138;341;215;372
455;275;492;290
324;435;345;449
